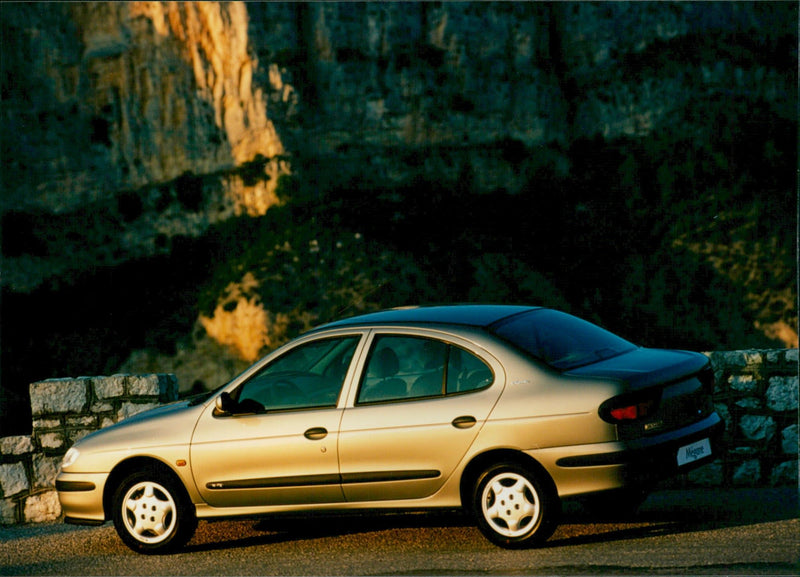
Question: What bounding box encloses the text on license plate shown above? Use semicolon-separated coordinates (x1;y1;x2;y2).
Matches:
677;438;711;467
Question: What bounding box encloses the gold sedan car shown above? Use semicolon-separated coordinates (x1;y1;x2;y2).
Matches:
57;305;722;553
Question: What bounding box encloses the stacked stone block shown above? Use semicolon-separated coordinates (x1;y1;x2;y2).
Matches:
682;349;799;488
0;374;178;526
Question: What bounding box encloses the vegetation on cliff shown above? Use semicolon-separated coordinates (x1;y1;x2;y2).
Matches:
0;2;796;436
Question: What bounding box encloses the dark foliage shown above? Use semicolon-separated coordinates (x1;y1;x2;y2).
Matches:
0;237;224;436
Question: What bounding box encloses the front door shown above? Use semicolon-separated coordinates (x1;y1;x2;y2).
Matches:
190;335;361;508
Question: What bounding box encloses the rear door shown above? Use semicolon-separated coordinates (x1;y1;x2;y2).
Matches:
337;330;504;502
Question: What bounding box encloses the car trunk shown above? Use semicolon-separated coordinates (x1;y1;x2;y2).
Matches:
565;348;716;440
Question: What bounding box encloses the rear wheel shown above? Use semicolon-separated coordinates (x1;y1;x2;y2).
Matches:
112;469;197;554
472;461;560;549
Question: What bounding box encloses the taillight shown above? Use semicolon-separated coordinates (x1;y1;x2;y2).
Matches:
600;392;662;423
609;399;657;421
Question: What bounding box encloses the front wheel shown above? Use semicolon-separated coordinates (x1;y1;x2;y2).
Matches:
112;469;197;554
472;462;560;549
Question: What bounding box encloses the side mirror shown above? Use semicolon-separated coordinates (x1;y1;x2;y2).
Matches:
214;392;236;416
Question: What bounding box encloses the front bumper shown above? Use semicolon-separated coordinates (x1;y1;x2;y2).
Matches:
56;472;109;525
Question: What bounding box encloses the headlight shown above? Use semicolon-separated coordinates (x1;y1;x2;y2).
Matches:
61;447;80;469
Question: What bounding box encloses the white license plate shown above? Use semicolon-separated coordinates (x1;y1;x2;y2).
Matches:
677;438;711;467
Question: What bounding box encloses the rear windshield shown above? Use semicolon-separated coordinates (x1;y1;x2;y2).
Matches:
490;309;637;371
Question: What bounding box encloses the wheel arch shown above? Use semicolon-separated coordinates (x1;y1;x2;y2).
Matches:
102;456;188;521
459;449;557;510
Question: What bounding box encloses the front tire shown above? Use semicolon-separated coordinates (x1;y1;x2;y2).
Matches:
472;462;559;549
112;469;197;554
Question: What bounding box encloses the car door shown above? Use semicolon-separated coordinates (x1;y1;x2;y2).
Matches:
338;331;504;502
190;334;362;508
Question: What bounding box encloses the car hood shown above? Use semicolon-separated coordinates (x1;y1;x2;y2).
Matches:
72;398;206;454
564;347;709;389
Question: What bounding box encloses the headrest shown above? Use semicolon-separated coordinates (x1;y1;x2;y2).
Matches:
373;347;400;378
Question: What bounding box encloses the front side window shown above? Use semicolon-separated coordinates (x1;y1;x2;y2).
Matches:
357;335;494;404
234;336;360;412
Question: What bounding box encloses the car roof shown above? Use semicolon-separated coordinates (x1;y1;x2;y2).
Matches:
309;304;540;333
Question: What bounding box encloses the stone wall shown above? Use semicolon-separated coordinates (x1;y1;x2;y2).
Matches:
676;349;799;489
0;374;178;526
0;350;797;526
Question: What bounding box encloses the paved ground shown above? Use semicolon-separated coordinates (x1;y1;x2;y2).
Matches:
0;487;797;575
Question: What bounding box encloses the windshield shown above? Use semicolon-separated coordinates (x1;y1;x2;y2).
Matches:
490;309;637;371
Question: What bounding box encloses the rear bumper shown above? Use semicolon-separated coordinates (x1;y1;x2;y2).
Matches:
528;413;724;498
556;412;723;475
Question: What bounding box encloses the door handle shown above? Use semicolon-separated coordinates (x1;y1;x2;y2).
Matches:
304;427;328;440
451;416;477;429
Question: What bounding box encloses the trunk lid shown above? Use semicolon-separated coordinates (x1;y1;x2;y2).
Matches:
566;348;715;438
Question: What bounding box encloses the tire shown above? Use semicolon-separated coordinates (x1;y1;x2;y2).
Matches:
112;468;197;554
472;461;560;549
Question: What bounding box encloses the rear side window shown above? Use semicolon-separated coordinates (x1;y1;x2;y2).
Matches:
357;335;494;404
491;309;636;371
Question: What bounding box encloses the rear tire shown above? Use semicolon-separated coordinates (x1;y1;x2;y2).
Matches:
112;469;197;554
472;461;560;549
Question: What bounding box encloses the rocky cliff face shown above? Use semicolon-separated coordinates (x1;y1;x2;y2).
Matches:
5;2;284;204
3;2;795;280
5;3;794;201
2;2;288;291
1;2;796;434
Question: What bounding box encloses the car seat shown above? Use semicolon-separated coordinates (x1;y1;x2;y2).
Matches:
361;347;407;402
